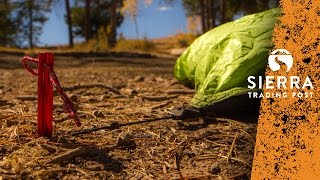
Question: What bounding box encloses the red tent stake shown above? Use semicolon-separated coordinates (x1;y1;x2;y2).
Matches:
37;53;54;137
22;52;81;138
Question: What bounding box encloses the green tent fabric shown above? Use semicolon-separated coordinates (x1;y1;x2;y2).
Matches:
174;9;280;109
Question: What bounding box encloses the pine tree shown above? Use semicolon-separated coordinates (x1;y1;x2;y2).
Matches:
182;0;279;34
0;0;19;46
65;0;74;47
71;0;124;46
14;0;51;48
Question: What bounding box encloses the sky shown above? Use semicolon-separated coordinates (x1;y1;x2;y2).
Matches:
39;0;187;46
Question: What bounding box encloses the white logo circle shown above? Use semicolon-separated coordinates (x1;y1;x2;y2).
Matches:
268;49;293;72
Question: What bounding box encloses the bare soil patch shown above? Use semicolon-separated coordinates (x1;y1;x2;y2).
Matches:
0;55;256;179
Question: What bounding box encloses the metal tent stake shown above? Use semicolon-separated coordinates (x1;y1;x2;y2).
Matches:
22;52;81;138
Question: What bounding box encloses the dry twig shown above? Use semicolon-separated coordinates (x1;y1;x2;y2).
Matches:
150;100;172;110
16;95;37;101
227;134;238;163
46;147;90;164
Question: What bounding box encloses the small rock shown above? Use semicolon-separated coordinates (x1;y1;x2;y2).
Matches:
116;133;136;148
70;94;79;102
93;110;104;118
209;162;221;174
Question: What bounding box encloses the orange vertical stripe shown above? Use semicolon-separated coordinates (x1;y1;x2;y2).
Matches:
251;0;320;179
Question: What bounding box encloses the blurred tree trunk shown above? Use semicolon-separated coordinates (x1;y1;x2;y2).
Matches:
108;0;117;47
200;0;217;33
207;0;216;29
183;0;279;34
65;0;73;47
85;0;91;41
220;0;226;24
207;0;212;28
199;0;206;33
28;0;34;48
210;0;215;28
205;0;210;32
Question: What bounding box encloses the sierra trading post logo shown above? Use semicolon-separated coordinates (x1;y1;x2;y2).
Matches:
247;49;314;99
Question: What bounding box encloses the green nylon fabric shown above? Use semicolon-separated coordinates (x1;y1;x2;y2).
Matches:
174;9;280;108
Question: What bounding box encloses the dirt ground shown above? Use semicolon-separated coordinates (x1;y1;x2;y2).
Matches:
0;54;257;179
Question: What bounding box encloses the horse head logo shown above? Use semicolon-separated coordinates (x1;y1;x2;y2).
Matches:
268;49;293;72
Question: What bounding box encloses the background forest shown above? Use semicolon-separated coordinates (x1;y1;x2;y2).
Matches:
0;0;279;53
